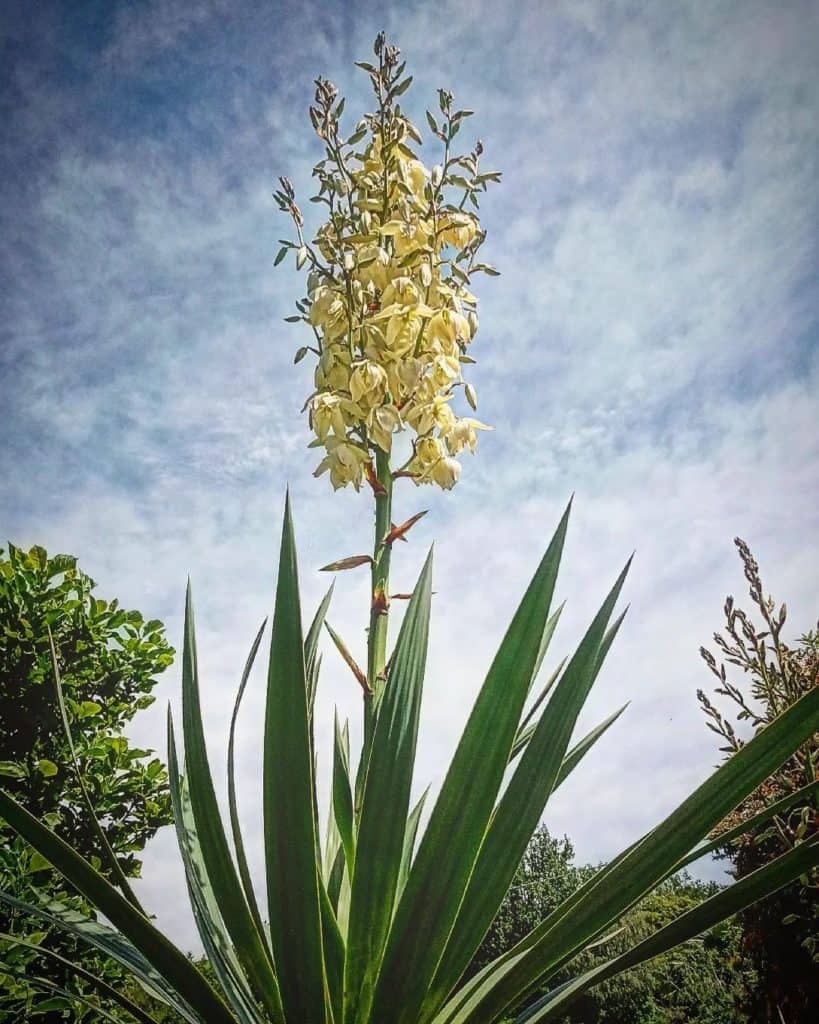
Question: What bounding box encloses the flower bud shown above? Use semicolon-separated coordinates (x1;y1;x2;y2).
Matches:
467;311;479;338
296;246;308;270
431;165;443;187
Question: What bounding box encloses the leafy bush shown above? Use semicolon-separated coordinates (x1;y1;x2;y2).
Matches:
0;543;174;1021
699;538;819;1023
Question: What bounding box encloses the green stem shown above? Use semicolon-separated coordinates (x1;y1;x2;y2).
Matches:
357;448;393;808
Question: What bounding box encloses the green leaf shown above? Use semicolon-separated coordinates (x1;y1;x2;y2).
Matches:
396;786;429;903
263;492;328;1024
344;548;434;1024
274;246;288;266
370;501;571;1024
426;561;630;1016
0;803;237;1024
512;604;628;766
3;973;136;1024
0;893;188;1018
46;554;77;577
227;619;270;943
27;851;52;873
332;710;356;874
180;584;282;1022
36;759;58;778
0;761;26;780
676;778;819;872
552;703;628;792
305;583;334;714
392;76;413;97
76;700;101;718
167;714;264;1024
319;874;346;1024
449;683;819;1023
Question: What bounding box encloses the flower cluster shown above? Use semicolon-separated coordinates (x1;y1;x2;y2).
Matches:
275;35;500;490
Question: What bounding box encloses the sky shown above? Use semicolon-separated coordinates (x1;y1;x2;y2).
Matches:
2;0;818;952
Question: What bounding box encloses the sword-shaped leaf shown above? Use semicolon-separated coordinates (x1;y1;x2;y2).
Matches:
180;585;281;1022
343;548;434;1024
396;786;430;906
333;709;356;874
227;619;269;945
552;703;628;792
263;493;328;1024
425;561;629;1017
447;684;819;1023
168;713;271;1024
306;584;334;712
0;798;236;1024
369;501;571;1024
519;837;819;1023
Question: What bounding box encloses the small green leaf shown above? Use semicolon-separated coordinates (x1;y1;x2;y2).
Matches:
28;851;52;873
393;76;413;97
37;759;58;778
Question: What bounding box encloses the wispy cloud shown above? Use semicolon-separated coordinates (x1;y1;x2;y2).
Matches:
2;0;817;950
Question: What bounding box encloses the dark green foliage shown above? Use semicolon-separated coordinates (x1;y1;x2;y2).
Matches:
0;543;174;1021
473;826;752;1024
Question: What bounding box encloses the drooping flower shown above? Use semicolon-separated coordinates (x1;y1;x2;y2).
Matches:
313;436;371;491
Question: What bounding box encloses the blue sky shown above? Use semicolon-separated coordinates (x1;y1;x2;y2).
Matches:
2;0;818;951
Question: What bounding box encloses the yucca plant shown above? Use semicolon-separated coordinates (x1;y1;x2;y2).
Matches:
2;34;819;1024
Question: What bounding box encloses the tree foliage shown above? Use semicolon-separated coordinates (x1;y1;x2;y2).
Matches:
0;543;174;1021
474;826;752;1023
698;538;819;1023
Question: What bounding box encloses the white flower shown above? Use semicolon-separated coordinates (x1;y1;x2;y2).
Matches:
349;361;388;408
431;455;461;490
367;404;400;452
444;417;492;455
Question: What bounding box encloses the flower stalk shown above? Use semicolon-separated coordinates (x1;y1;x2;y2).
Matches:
364;447;393;755
275;36;501;751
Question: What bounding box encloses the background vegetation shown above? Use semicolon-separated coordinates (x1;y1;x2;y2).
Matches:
0;544;174;1021
698;539;818;1024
